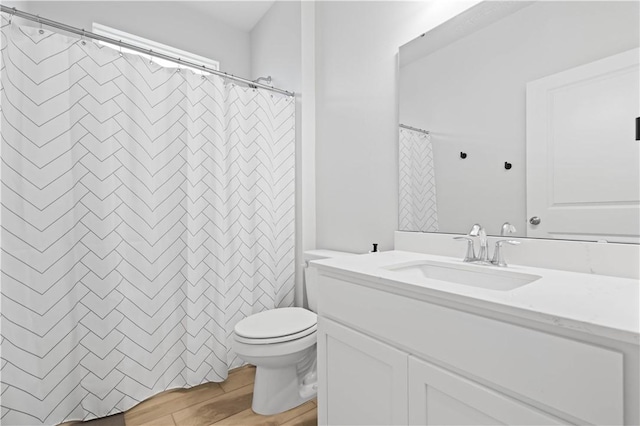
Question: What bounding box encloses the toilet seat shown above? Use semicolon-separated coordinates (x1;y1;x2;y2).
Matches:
234;307;318;345
235;324;317;344
233;328;317;359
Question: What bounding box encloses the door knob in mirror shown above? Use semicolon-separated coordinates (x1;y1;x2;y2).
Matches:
529;216;541;225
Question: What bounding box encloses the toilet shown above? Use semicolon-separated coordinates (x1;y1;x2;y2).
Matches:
232;249;354;415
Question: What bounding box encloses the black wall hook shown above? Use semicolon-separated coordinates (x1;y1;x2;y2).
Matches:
504;162;512;170
460;152;467;159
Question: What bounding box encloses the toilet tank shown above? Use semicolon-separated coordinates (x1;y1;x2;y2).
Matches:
304;249;355;313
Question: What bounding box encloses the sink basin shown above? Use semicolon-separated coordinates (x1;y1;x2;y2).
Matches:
382;260;541;291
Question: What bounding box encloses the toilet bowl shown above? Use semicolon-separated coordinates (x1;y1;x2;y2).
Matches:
233;307;318;415
232;249;354;415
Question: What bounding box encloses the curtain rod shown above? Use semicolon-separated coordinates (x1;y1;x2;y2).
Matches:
400;123;430;135
0;5;295;97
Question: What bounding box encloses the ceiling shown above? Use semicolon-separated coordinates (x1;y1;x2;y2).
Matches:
400;1;533;67
181;1;275;32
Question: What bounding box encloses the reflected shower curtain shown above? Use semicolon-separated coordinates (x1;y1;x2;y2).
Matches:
398;127;438;232
1;18;295;425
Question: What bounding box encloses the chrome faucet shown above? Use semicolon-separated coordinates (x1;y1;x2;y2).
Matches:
500;222;516;236
454;223;488;263
491;222;520;267
491;239;520;267
454;222;520;267
472;224;490;263
453;235;476;262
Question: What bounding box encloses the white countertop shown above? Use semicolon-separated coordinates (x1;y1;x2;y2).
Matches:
312;250;640;345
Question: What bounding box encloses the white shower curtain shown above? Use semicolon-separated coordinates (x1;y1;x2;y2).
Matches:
398;127;439;232
0;18;295;425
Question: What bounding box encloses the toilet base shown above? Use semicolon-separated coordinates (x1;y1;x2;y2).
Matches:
251;362;316;415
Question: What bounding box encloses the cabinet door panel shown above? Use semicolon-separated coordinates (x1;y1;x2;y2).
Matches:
317;317;408;426
408;356;567;425
425;388;506;425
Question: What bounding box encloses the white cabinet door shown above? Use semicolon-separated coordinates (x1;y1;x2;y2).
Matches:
408;356;567;425
526;48;639;243
317;317;408;426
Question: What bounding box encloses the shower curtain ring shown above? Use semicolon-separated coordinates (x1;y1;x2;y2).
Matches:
8;8;15;24
149;49;153;64
119;41;123;56
37;15;44;34
80;29;86;45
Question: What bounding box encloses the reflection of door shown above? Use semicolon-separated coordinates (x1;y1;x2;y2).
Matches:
526;48;640;243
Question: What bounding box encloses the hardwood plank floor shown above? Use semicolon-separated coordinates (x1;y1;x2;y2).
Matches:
212;401;316;425
171;384;255;426
126;383;226;426
62;366;317;425
128;366;317;425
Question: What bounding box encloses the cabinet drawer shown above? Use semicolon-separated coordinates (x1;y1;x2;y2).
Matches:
319;275;624;425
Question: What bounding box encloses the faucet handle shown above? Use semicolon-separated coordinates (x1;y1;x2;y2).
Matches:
500;222;516;237
454;236;476;262
491;239;521;267
468;223;483;237
500;222;517;236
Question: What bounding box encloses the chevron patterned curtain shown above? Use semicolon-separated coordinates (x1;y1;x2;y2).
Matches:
398;127;439;232
1;19;295;425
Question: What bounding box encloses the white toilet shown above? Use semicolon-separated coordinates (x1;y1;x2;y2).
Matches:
232;249;354;415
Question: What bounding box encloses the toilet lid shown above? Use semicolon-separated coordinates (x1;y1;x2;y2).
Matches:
234;307;317;340
234;324;317;345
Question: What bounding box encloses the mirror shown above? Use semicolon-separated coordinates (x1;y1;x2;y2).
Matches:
398;1;639;243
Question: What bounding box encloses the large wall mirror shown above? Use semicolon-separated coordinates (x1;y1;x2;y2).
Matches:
398;1;639;243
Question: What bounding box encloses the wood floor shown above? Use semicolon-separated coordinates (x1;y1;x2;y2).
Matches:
67;366;317;426
127;366;317;426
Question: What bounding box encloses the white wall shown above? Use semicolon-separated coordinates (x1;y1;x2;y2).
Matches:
250;1;309;306
251;1;301;91
399;1;640;236
314;1;480;254
3;1;252;76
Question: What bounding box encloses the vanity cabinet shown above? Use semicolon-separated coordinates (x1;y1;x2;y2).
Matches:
316;272;636;425
319;318;565;426
317;318;407;425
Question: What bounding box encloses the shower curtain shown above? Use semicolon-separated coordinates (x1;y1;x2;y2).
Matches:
398;127;439;232
0;18;295;425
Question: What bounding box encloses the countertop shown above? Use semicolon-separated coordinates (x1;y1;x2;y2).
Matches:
311;250;640;345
